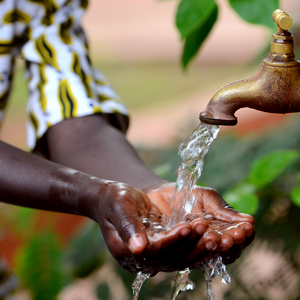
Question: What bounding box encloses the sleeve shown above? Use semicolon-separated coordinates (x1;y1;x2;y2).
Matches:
19;1;129;151
0;0;17;131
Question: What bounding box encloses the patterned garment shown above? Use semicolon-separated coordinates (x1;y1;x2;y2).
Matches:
0;0;129;150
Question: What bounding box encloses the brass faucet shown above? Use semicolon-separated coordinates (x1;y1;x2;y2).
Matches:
200;9;300;126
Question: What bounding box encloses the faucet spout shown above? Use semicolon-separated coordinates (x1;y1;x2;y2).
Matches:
200;9;300;126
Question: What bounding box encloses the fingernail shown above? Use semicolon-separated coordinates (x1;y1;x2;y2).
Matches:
129;234;144;253
196;224;207;235
206;241;216;251
211;244;218;251
181;228;191;237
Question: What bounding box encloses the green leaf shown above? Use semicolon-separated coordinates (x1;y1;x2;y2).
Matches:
182;4;218;68
15;232;63;300
229;0;279;30
223;183;259;215
176;0;217;38
248;150;299;187
290;186;300;207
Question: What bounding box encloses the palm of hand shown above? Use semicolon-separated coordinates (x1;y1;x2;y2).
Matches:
145;183;255;268
99;182;254;274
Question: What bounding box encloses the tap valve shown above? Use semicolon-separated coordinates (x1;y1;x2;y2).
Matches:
266;9;297;65
272;9;293;32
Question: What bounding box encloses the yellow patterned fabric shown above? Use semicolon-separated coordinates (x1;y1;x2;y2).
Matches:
0;0;129;150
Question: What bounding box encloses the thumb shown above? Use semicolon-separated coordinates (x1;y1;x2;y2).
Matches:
110;192;150;255
119;211;148;254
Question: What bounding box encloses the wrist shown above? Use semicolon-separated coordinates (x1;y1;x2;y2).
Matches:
76;176;126;223
49;167;104;221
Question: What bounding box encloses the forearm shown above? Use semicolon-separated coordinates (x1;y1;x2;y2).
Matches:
0;140;104;220
45;115;166;191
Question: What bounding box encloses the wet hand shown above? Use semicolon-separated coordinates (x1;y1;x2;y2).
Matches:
96;181;208;274
146;183;255;268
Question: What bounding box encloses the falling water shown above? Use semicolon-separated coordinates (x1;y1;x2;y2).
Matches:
132;272;150;300
132;123;230;300
170;268;195;300
168;122;220;228
196;256;231;299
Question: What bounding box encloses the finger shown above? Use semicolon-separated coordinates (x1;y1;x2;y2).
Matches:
224;227;246;245
147;223;193;255
238;222;255;238
183;235;210;266
103;192;151;255
191;218;209;235
203;230;220;251
202;188;255;224
100;212;148;255
243;228;256;249
221;244;243;265
143;221;209;271
219;233;235;252
117;211;149;255
180;228;220;267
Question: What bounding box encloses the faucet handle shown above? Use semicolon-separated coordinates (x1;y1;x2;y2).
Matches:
272;9;293;32
264;9;298;66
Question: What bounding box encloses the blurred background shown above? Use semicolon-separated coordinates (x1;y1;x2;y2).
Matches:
1;0;300;299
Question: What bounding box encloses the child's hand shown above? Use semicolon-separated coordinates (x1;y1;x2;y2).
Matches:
146;183;255;270
97;181;254;274
96;181;208;274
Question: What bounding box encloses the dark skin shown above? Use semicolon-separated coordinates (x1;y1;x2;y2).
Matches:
0;114;255;274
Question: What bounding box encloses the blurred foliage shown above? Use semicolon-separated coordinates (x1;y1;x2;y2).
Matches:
6;115;300;300
63;221;107;279
247;150;299;187
228;0;278;29
15;233;63;300
175;0;279;67
0;260;19;300
2;1;300;298
223;149;300;214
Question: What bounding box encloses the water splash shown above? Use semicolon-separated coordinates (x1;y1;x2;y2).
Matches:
198;257;231;300
171;268;195;300
168;122;220;228
132;272;150;300
132;123;230;300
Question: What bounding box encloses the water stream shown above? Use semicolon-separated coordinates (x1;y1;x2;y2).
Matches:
170;268;195;300
132;123;230;299
132;272;151;300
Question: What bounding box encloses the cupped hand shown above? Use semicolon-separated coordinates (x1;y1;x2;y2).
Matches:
146;183;255;268
97;181;255;274
96;181;209;274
